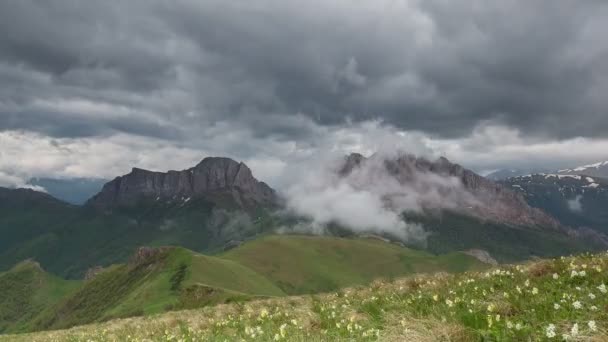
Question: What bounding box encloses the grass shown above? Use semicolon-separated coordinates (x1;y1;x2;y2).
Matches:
221;235;486;295
2;251;607;341
0;235;487;335
0;261;80;333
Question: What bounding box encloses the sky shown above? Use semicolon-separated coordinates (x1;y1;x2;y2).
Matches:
1;0;608;190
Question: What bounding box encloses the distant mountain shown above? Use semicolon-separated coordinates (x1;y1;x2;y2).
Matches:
28;177;107;205
501;174;608;235
340;153;561;230
485;168;551;181
1;154;606;281
316;153;604;262
0;157;280;278
88;157;276;209
558;160;608;178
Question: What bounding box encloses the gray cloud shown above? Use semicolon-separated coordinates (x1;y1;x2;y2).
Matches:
1;1;608;140
0;1;608;186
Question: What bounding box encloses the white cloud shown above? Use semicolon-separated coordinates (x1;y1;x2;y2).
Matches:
1;120;608;193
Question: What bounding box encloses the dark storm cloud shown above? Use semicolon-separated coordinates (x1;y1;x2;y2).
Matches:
0;0;607;141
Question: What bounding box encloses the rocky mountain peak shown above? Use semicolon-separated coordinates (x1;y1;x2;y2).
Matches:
340;152;562;230
86;157;277;209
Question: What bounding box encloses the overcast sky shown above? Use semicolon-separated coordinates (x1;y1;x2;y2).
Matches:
1;0;608;189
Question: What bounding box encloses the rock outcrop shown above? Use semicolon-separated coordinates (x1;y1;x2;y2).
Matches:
340;153;563;230
87;157;277;209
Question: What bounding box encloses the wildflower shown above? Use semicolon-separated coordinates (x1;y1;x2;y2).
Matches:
589;293;596;300
515;323;523;331
445;299;454;307
571;270;579;278
573;301;582;309
432;294;439;302
546;324;557;338
487;303;495;312
588;320;597;332
532;287;539;295
579;270;586;277
591;305;598;311
554;303;561;310
571;323;579;336
553;273;559;279
598;283;607;294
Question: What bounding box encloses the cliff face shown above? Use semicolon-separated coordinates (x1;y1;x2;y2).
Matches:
87;157;277;209
340;153;562;230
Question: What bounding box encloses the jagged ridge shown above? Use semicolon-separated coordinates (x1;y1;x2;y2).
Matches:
87;157;276;209
341;153;562;230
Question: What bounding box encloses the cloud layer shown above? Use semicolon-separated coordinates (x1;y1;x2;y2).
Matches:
1;1;608;188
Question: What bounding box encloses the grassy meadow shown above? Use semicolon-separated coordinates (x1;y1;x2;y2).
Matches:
2;250;607;341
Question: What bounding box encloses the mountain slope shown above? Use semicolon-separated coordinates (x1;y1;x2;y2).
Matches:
0;158;280;278
7;251;608;342
340;153;562;230
0;261;79;333
29;246;285;331
222;235;486;294
501;174;608;235
88;157;276;209
1;236;487;333
323;153;606;260
558;160;608;178
485;168;551;181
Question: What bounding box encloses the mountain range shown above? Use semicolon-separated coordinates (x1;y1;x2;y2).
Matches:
558;160;608;178
1;153;607;334
487;160;608;180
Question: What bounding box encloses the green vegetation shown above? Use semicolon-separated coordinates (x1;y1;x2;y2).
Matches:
0;188;278;279
0;235;486;334
222;235;485;294
0;261;79;333
1;187;601;283
407;212;594;262
3;251;607;341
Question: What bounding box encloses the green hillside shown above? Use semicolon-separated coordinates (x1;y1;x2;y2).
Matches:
222;235;485;294
405;212;594;262
5;251;608;341
0;235;487;334
0;188;278;279
29;246;284;332
0;261;79;333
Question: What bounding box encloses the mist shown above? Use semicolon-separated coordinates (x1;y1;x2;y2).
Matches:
279;151;481;244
